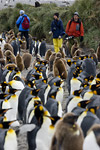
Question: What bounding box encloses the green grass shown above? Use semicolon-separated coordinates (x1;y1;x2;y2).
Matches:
0;0;100;50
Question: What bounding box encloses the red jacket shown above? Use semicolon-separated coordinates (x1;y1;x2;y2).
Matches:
65;19;84;37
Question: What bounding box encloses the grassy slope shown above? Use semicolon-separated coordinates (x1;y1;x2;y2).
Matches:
0;0;100;49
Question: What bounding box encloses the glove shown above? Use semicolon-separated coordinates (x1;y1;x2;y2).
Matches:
49;31;52;35
80;36;84;42
59;36;61;39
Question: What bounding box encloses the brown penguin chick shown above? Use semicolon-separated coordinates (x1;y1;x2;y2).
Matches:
4;63;17;70
73;48;82;57
59;48;65;58
8;29;14;35
50;113;84;150
53;57;67;79
96;43;100;61
45;49;52;61
56;52;62;58
0;49;4;58
4;43;13;53
5;50;16;64
71;39;79;57
49;52;57;71
0;58;5;66
16;54;24;71
22;53;32;70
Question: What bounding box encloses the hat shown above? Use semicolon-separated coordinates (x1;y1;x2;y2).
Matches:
74;12;79;17
54;13;59;18
20;10;25;15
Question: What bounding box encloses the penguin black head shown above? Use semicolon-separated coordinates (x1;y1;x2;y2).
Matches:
34;105;47;126
32;72;43;80
89;83;100;91
34;100;42;108
45;116;61;126
88;106;100;114
78;100;92;109
67;59;72;66
30;89;40;97
0;108;12;117
96;73;100;79
53;79;64;87
89;75;94;82
0;93;9;99
0;120;16;129
8;88;19;94
81;82;89;88
27;80;36;88
0;81;8;93
73;89;83;96
13;76;22;82
63;113;78;125
84;76;90;82
73;71;79;78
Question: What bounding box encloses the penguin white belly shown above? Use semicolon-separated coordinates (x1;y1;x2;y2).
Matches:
57;101;63;117
70;79;81;95
56;87;63;103
2;100;11;109
44;85;51;104
9;80;24;90
35;140;49;150
6;71;12;83
77;112;87;127
5;95;18;121
83;131;100;150
67;97;83;113
36;118;52;149
4;129;17;150
83;91;93;100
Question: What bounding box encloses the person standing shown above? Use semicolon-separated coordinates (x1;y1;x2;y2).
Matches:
16;10;30;50
50;13;65;53
65;12;84;42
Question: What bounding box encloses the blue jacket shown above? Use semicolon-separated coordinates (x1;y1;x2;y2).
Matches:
16;14;30;32
51;19;65;38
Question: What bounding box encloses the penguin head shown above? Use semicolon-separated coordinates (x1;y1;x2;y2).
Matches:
32;72;43;80
0;81;8;93
8;88;19;94
0;93;9;99
0;120;17;129
79;56;84;60
27;80;36;88
83;55;89;59
34;105;49;126
73;71;79;78
88;106;100;115
89;75;94;83
84;77;90;82
67;59;72;66
34;100;42;108
73;89;83;96
78;100;92;108
0;108;12;117
63;113;78;125
81;82;89;88
13;76;22;82
45;116;61;126
96;73;100;80
30;88;40;97
89;83;100;91
53;79;64;87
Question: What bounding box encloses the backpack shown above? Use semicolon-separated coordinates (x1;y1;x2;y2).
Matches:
22;17;30;30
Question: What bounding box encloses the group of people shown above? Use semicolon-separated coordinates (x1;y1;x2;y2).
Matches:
16;10;84;53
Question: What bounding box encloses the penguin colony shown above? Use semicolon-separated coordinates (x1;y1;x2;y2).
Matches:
0;29;100;150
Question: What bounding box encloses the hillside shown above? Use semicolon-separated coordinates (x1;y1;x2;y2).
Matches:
0;0;100;49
